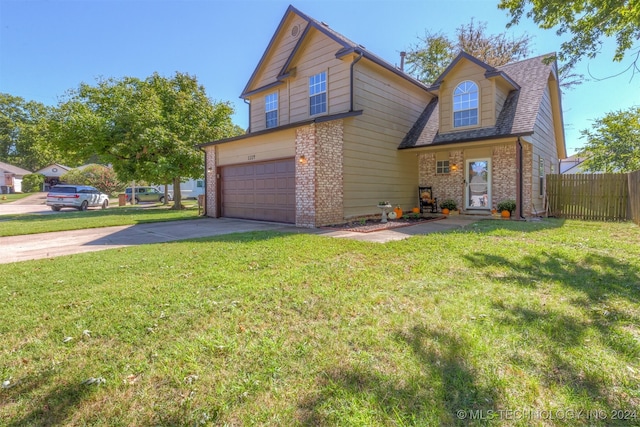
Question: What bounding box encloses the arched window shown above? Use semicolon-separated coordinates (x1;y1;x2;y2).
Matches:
453;81;478;127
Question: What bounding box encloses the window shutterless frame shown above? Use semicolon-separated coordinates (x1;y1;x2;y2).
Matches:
309;71;327;116
265;92;278;128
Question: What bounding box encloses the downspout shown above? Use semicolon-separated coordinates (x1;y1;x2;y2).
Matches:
244;99;251;133
350;50;364;111
516;137;525;219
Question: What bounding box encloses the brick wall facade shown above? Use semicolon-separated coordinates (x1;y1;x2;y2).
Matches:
491;144;517;210
418;142;535;216
418;150;464;209
295;120;344;228
295;125;316;228
204;147;218;218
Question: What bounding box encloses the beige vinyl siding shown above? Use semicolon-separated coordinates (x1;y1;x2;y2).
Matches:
439;60;495;133
342;61;432;218
288;29;351;123
251;14;307;91
527;85;559;215
216;129;296;167
494;80;510;121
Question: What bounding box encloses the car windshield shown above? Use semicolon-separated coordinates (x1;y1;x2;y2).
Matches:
49;187;77;194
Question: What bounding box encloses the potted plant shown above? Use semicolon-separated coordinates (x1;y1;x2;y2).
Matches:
497;199;516;218
440;199;457;215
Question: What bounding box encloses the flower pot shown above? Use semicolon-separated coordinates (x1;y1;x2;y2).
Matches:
501;210;511;218
442;208;450;215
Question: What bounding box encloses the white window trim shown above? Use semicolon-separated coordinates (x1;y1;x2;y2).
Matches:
453;80;479;128
309;71;327;117
265;92;278;129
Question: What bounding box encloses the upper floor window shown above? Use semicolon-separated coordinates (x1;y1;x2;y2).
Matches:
265;92;278;128
309;71;327;116
453;81;478;128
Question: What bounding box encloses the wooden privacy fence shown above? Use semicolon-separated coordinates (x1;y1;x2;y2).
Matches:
547;173;630;221
629;170;640;225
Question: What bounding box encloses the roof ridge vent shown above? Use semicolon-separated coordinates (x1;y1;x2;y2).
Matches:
321;21;329;26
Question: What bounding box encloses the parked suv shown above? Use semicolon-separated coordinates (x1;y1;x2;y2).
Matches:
125;186;171;204
46;185;109;211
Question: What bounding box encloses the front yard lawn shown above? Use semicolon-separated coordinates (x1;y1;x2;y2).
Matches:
1;219;639;425
0;193;32;204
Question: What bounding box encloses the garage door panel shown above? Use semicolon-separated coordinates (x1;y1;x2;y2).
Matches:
221;158;295;223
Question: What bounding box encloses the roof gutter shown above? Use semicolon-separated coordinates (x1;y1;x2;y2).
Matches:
350;51;364;111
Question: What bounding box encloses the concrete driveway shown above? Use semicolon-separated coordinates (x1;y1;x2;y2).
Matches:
0;192;52;215
0;216;479;264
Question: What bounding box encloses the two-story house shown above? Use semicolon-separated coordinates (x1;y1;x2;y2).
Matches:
199;5;566;227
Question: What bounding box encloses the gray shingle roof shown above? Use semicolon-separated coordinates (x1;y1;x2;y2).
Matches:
399;53;556;149
0;161;32;175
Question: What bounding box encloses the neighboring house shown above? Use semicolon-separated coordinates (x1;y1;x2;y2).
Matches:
0;161;32;193
560;154;588;174
157;178;205;199
198;5;566;227
35;164;72;188
560;154;614;174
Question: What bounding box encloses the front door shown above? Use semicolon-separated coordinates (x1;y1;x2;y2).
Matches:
465;159;491;210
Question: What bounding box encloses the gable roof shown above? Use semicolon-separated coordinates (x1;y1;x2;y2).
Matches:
429;51;520;91
241;5;429;98
0;161;32;175
399;53;560;149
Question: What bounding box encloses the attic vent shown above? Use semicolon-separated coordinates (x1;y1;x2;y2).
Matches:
291;25;300;38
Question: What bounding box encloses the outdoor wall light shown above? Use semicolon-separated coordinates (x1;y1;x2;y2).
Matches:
298;155;308;165
207;167;213;173
450;163;458;172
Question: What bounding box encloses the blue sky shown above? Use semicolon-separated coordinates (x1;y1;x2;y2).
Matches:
1;0;638;156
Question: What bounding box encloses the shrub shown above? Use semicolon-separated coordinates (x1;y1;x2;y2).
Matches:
440;199;458;210
497;199;516;213
21;173;45;193
60;165;125;195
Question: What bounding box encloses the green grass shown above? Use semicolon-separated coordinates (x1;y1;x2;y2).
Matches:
0;203;200;237
0;193;32;203
1;219;639;426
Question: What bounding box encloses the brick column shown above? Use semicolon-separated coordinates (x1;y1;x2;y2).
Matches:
205;146;218;218
314;121;344;226
296;125;316;228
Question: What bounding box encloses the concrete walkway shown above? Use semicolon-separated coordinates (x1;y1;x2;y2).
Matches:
0;216;481;264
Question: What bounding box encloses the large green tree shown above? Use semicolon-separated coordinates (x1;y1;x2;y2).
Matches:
499;0;640;73
52;72;240;208
0;93;59;171
580;107;640;173
405;20;533;84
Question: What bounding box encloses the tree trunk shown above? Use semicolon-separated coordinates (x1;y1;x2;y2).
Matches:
170;177;182;210
163;183;169;205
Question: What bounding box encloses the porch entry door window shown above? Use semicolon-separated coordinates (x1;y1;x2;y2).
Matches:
466;159;491;209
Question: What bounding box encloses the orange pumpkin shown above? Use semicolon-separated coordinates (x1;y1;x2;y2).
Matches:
394;206;403;219
442;208;450;215
412;207;420;214
501;210;511;218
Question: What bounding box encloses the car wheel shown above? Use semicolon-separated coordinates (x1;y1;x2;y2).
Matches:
51;206;61;212
79;200;89;211
159;196;165;203
101;200;108;210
